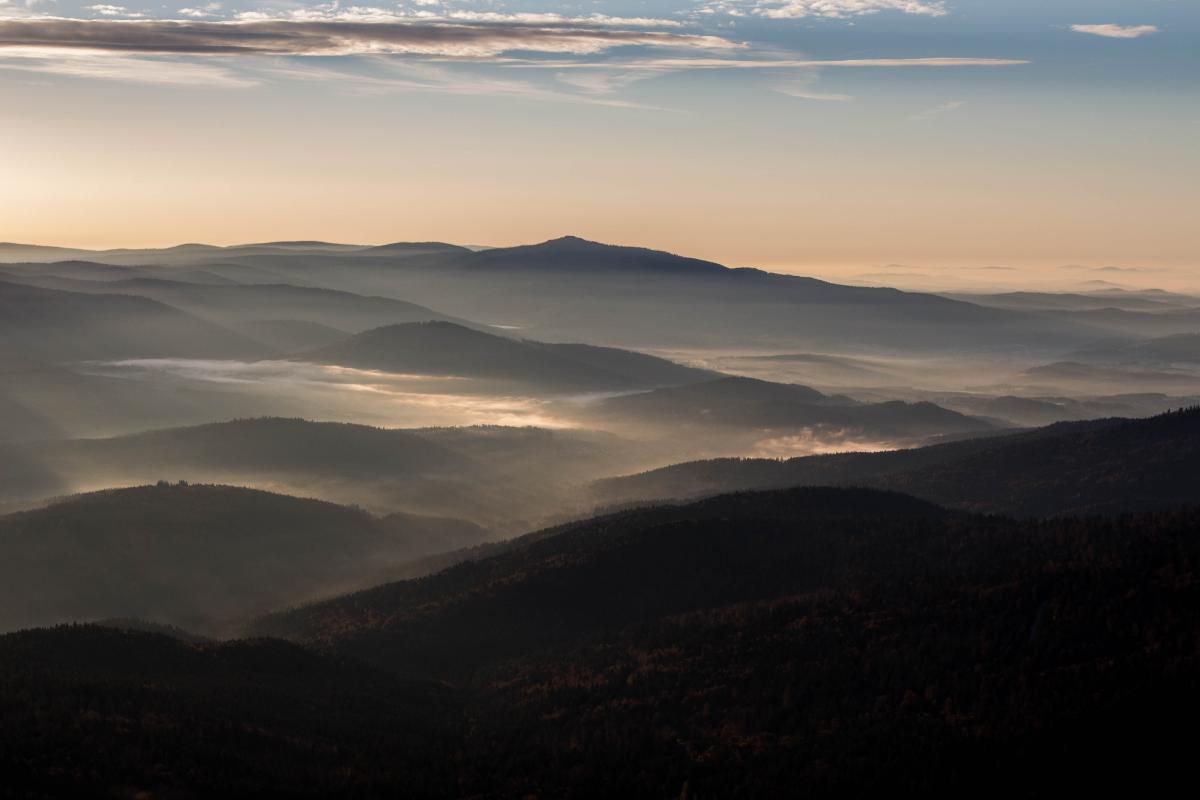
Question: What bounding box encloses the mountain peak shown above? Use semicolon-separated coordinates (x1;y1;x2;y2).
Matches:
535;235;611;250
464;236;731;276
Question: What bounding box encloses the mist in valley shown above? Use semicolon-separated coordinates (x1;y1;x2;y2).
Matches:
4;236;1199;640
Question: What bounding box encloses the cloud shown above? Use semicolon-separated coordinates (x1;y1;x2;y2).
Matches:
230;6;682;29
534;57;1028;71
1070;24;1158;39
260;57;662;108
421;12;682;29
0;0;54;18
1060;264;1154;274
0;18;738;58
518;55;1022;101
0;47;255;86
773;73;852;101
179;3;222;18
776;86;853;101
909;99;964;121
87;5;134;16
87;4;146;17
553;68;653;95
707;0;947;19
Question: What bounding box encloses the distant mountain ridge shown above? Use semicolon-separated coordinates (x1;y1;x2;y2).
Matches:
2;237;1111;355
592;374;996;439
0;272;461;334
0;279;270;362
301;320;716;391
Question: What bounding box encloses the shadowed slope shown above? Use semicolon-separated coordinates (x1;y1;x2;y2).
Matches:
593;375;995;438
0;625;458;797
593;407;1200;516
0;484;490;634
0;280;270;362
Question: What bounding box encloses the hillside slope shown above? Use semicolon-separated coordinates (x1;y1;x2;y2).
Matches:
11;418;643;530
0;280;269;362
249;486;1199;796
592;407;1200;516
2;490;1196;796
0;484;490;634
302;320;715;391
593;375;994;439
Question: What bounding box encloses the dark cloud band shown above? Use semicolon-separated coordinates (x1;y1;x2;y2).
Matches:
0;19;736;57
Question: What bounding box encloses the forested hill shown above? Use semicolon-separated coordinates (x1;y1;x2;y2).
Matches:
592;406;1200;516
5;491;1196;797
0;483;490;634
0;625;460;797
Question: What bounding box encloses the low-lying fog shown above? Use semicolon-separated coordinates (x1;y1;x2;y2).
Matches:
5;343;1197;535
80;358;579;430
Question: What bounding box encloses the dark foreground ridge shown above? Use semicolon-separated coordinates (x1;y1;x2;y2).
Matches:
3;486;1198;797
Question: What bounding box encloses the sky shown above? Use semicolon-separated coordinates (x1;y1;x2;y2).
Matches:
0;0;1196;286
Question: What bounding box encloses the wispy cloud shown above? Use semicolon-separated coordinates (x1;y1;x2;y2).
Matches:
229;6;683;29
0;0;54;18
553;68;654;95
909;99;964;121
535;57;1028;71
774;73;852;101
87;4;145;17
0;46;256;86
259;56;663;108
1070;24;1158;39
409;12;682;29
705;0;947;20
179;3;222;19
777;86;853;101
0;18;738;58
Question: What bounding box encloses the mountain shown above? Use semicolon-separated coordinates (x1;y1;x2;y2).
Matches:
232;318;350;353
6;237;1112;355
943;290;1200;313
0;280;270;362
362;236;1113;353
592;375;995;439
0;240;387;265
3;489;1196;796
301;320;715;392
457;235;733;276
909;391;1199;428
1020;360;1200;393
0;351;409;456
0;483;490;634
0;274;459;334
10;418;646;530
592;407;1200;516
0;625;458;798
718;351;901;386
1068;332;1200;366
256;487;950;675
355;241;471;258
1055;306;1200;338
0;259;144;283
40;417;468;479
248;487;1198;796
